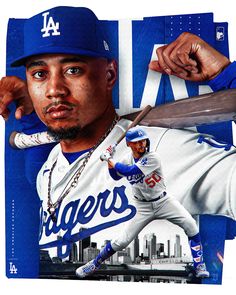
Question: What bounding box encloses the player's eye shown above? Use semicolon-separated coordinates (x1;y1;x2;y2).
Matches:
66;67;83;75
32;71;47;79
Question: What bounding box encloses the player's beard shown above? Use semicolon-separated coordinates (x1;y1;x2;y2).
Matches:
137;145;147;155
137;150;146;157
47;125;82;141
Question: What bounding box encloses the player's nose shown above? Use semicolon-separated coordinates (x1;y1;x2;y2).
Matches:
45;74;69;100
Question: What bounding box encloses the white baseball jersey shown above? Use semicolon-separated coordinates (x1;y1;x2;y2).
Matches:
118;151;166;201
36;119;236;259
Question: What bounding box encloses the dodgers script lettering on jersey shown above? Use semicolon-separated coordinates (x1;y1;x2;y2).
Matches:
39;185;136;258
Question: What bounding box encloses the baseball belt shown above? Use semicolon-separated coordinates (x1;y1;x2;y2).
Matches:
134;191;167;202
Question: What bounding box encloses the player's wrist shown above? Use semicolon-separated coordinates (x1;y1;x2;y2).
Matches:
207;59;231;81
108;158;115;168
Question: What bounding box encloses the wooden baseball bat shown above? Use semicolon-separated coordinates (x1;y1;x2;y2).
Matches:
9;105;153;149
123;89;236;127
9;89;236;149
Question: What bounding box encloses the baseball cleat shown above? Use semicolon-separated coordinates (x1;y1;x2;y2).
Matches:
75;260;100;278
195;263;210;278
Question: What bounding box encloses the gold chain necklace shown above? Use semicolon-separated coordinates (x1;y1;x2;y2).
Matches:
47;115;119;222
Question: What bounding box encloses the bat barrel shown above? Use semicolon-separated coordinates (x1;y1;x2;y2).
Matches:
126;89;236;128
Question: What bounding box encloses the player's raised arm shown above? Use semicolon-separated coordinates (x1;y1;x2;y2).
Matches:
0;76;34;120
149;32;231;82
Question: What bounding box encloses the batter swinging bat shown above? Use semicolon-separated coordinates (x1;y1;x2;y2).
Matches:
9;89;236;149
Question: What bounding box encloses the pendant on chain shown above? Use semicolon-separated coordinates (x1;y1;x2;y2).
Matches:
47;206;57;222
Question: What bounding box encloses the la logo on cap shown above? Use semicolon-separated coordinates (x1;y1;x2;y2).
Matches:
41;11;61;37
138;131;144;136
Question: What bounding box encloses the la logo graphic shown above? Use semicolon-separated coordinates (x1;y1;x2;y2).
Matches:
138;131;144;136
41;12;60;37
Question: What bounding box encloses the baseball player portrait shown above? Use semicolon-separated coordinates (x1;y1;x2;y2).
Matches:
76;127;210;278
1;4;236;283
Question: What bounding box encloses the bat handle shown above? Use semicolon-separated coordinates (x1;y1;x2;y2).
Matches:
9;131;57;149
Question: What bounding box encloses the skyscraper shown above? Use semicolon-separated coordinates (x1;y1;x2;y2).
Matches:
69;242;78;262
143;233;157;259
130;235;139;262
174;234;182;257
143;234;149;257
167;239;171;257
156;243;164;257
78;228;90;262
150;233;157;259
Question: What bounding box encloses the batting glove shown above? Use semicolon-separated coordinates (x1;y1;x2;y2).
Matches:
106;144;116;156
100;151;112;162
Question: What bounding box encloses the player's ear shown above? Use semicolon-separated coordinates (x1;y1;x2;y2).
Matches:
106;59;117;89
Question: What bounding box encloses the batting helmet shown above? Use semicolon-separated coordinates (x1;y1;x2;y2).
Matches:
126;127;148;142
126;127;150;151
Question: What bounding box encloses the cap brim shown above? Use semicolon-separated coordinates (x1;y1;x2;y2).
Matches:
128;136;149;142
10;46;112;67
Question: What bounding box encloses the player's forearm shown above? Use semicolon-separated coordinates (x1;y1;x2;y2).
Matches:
108;158;142;176
114;162;143;177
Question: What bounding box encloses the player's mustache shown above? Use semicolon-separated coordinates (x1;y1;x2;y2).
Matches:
43;101;77;114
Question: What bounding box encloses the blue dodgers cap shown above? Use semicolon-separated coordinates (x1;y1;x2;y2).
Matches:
10;6;112;67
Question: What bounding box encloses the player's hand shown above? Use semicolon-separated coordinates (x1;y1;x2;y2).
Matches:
0;76;34;121
100;151;112;162
149;32;231;82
